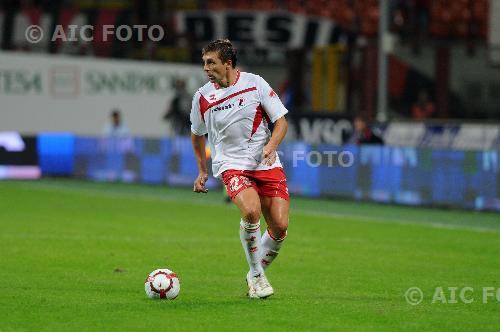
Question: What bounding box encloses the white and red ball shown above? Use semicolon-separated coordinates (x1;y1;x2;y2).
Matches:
144;268;180;300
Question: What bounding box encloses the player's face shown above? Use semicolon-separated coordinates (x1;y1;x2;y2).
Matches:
202;51;230;85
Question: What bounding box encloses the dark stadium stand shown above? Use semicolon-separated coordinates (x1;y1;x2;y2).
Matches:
0;0;489;43
0;0;495;119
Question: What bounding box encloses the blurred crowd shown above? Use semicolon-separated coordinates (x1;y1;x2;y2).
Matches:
1;0;489;60
0;0;493;120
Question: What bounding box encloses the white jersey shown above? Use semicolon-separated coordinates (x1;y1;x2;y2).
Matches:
190;71;288;178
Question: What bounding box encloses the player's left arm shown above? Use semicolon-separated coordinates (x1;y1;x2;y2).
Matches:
262;116;287;166
257;76;289;166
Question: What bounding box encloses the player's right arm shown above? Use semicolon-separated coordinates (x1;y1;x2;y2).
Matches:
191;134;208;193
190;91;209;193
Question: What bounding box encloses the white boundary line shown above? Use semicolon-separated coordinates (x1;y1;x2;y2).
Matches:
7;181;500;234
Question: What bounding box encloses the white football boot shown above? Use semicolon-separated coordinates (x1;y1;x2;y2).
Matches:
246;273;259;299
246;272;274;299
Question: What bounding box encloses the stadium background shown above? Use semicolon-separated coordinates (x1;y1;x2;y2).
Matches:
1;1;500;331
1;0;499;210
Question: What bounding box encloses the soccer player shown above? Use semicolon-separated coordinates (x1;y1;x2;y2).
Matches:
190;39;289;299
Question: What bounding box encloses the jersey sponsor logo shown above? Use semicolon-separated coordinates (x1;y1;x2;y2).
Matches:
239;98;244;106
199;87;256;121
203;87;257;110
211;103;234;113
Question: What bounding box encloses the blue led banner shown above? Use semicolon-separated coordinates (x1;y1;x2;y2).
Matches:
37;135;500;212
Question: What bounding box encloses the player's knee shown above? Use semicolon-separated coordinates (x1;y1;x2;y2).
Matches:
242;204;261;224
273;223;288;239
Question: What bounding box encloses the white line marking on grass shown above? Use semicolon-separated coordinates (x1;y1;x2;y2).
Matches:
12;181;500;234
292;208;500;233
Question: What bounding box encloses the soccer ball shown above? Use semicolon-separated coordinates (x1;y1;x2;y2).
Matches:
144;268;180;300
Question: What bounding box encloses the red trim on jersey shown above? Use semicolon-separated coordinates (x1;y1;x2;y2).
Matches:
199;94;210;123
251;105;264;138
263;110;271;123
233;70;241;85
250;104;271;138
203;87;257;112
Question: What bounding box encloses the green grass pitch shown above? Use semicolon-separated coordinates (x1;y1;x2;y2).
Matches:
1;179;499;331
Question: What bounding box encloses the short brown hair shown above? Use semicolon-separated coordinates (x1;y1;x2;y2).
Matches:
202;39;237;68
